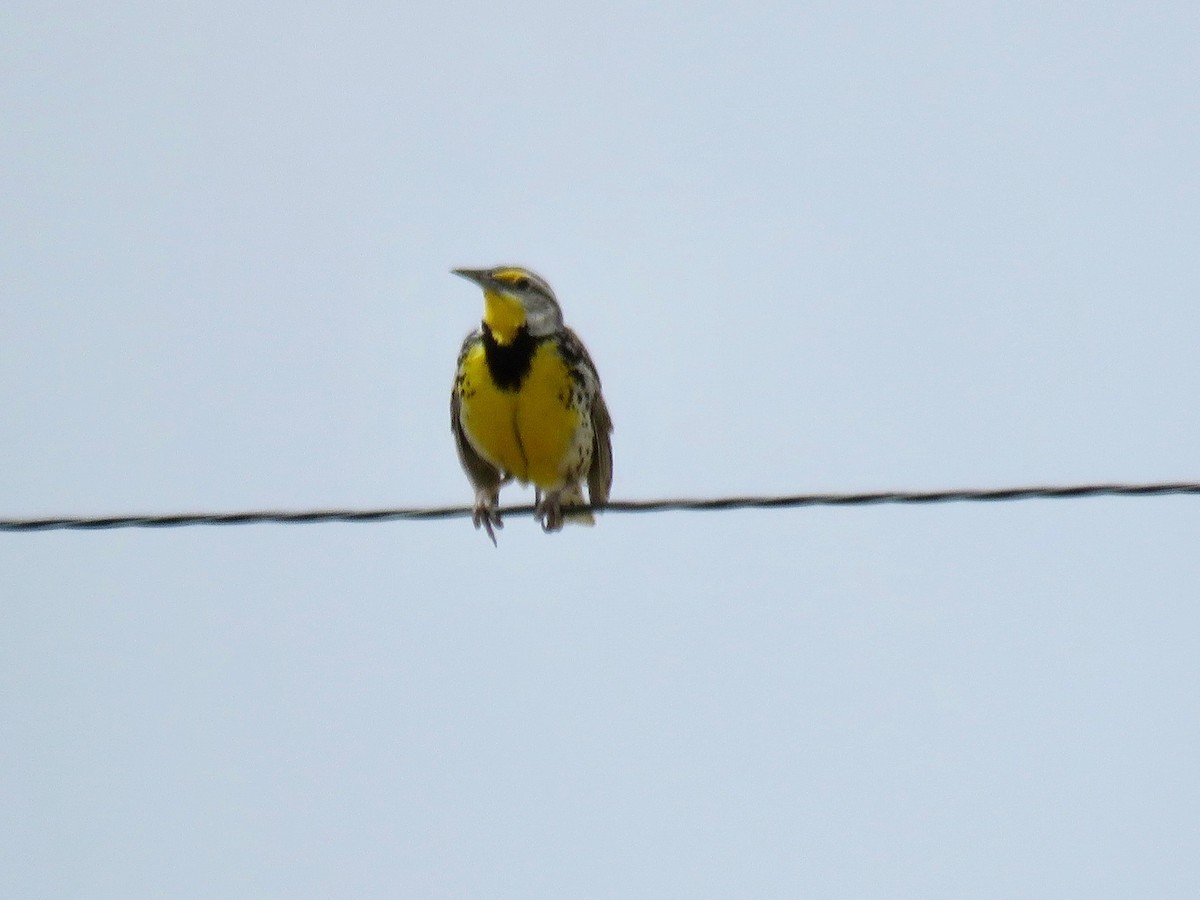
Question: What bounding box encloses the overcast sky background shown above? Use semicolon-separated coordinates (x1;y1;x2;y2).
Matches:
3;2;1199;896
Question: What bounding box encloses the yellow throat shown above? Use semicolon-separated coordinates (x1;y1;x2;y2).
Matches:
483;289;526;345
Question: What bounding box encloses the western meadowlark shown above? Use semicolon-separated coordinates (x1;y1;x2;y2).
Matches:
451;265;613;544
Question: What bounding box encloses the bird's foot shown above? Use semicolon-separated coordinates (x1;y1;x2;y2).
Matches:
472;488;503;546
535;490;564;533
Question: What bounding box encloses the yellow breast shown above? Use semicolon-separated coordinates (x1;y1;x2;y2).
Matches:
458;340;581;489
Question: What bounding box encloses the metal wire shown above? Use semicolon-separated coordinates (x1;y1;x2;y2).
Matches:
2;481;1198;532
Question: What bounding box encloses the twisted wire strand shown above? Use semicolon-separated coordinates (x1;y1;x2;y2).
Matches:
2;481;1198;533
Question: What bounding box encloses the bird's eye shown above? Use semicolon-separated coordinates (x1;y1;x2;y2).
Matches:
514;277;531;291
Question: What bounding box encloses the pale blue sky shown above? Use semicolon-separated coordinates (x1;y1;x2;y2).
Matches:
3;2;1200;896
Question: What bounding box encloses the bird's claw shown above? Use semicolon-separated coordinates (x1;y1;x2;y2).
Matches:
472;490;503;546
535;491;564;533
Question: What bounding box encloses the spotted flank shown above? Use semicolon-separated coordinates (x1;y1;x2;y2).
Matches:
450;266;613;544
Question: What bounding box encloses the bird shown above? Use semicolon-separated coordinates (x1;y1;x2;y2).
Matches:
450;265;613;544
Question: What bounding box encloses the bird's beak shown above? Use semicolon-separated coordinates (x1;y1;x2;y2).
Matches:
452;268;492;289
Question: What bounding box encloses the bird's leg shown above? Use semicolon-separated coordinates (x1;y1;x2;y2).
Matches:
535;489;564;533
472;486;503;546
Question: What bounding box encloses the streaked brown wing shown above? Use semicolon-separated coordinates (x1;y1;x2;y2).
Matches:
559;327;614;506
587;389;614;506
451;332;505;493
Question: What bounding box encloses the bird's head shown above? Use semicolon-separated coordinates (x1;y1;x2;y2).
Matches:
452;266;563;345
